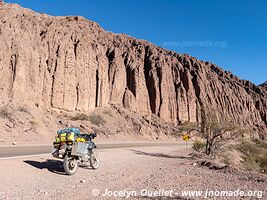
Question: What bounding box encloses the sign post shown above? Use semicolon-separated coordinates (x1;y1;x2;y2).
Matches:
182;133;190;150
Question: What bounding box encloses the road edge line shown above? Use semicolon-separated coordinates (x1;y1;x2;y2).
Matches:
0;154;51;160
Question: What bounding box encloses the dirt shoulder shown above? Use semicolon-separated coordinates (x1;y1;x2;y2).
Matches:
0;145;266;200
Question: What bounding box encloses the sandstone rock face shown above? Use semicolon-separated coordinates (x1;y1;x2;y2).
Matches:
0;2;266;134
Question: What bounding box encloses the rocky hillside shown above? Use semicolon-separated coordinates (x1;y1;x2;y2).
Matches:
0;2;266;138
260;81;267;92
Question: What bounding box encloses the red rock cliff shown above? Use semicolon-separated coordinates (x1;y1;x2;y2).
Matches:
0;2;266;134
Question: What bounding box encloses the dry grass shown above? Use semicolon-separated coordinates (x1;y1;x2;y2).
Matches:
237;139;267;174
193;139;206;152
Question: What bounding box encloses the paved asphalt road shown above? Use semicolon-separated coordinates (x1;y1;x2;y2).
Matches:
0;143;182;158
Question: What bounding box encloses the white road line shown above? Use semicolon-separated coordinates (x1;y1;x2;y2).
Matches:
0;153;50;160
0;144;51;147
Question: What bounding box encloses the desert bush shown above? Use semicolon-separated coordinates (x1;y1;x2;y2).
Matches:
29;120;38;126
88;114;106;125
221;154;231;166
253;139;267;149
178;107;242;155
0;106;10;118
256;154;267;173
71;113;89;121
103;109;112;116
237;141;267;174
193;107;246;155
178;122;199;133
193;140;206;152
200;108;242;155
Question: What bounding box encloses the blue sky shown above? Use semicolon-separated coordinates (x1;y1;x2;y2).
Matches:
5;0;267;85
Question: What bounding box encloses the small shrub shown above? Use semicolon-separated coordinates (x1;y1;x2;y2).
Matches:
178;122;199;133
221;154;231;166
88;114;105;125
29;120;38;126
103;110;112;116
0;106;10;118
193;140;206;152
71;113;89;121
253;139;267;149
238;141;260;156
256;153;267;173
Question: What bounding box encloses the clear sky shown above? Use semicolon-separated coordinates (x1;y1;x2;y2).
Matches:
4;0;267;85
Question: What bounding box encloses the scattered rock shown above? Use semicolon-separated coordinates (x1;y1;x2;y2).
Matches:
199;160;228;170
80;179;86;183
256;178;265;183
4;123;12;129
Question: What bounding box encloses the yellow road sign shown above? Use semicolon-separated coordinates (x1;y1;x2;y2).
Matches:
182;134;190;141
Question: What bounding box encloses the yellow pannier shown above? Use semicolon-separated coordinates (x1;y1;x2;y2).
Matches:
76;137;86;143
55;132;75;143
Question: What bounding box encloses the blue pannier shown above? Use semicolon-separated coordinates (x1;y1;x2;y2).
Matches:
57;127;80;135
